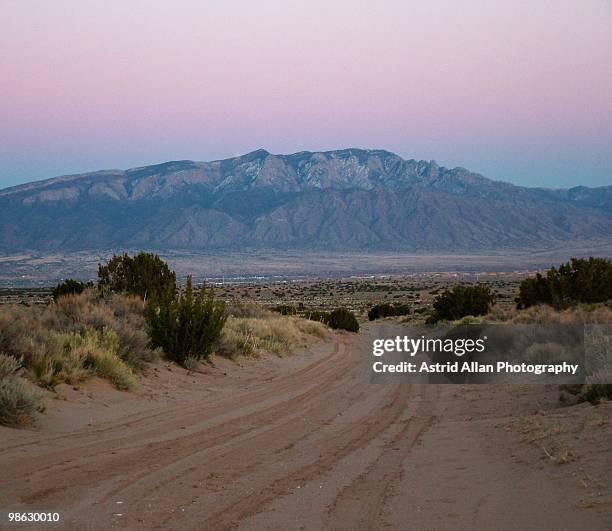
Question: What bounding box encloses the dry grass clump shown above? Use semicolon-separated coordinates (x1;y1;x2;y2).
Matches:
453;315;485;325
227;301;273;319
0;353;45;428
483;302;612;325
507;303;612;325
0;378;45;428
515;413;575;465
0;353;21;379
218;315;327;358
525;342;570;365
0;290;154;393
65;328;137;391
488;302;612;405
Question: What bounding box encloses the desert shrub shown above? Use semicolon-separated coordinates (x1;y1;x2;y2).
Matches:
114;323;156;368
41;291;158;368
427;285;495;323
560;382;612;405
183;356;201;372
146;277;227;365
22;328;137;391
516;257;612;310
510;303;612;325
453;315;485;325
48;291;94;328
234;317;302;355
52;279;91;301
228;301;272;318
219;315;326;358
98;252;176;301
294;318;327;338
368;303;411;321
68;328;137;390
272;305;298;316
327;308;360;332
525;342;570;365
217;325;258;358
86;347;137;391
28;351;63;388
483;304;515;322
305;310;330;325
0;307;44;363
508;311;612;406
0;353;21;380
0;378;44;428
581;384;612;403
0;290;155;393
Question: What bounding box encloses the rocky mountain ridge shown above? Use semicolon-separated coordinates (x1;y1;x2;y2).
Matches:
0;148;610;252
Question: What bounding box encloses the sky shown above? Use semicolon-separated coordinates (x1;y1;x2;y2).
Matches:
1;0;610;189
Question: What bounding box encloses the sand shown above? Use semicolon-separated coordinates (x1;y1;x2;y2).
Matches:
0;325;610;530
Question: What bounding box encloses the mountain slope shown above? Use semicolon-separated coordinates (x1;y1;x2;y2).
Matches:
0;149;610;252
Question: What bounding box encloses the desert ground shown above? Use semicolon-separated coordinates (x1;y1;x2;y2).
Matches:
2;243;612;287
1;322;610;530
0;270;524;318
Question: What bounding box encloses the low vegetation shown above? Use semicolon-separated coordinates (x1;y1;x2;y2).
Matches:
484;298;612;406
52;279;91;301
5;253;608;427
0;375;45;428
0;291;153;392
219;314;327;358
0;354;45;428
327;308;360;332
98;251;176;301
271;305;360;332
146;276;227;365
516;257;612;310
1;253;332;427
427;285;495;323
368;303;411;321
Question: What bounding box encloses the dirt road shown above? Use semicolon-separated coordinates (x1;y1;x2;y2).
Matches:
1;324;610;530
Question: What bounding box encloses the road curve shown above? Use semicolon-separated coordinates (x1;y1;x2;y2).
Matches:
2;324;608;530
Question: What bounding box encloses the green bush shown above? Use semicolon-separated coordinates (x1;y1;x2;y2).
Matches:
98;252;176;301
327;308;359;332
272;304;298;315
516;257;612;310
427;285;495;323
305;310;331;325
146;276;227;366
368;303;411;321
52;279;90;301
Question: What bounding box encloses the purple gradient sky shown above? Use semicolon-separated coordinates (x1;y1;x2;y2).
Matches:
1;0;610;188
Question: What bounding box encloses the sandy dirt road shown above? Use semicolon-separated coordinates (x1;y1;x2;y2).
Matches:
1;324;610;530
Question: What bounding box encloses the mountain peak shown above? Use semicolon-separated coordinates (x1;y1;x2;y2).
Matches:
0;148;609;253
242;148;270;159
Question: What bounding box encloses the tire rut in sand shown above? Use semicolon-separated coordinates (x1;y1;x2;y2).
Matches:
10;340;352;508
192;384;414;531
324;384;440;531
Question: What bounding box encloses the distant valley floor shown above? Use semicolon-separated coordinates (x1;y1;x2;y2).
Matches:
1;241;611;287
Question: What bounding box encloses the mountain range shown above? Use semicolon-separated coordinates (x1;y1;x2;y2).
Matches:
0;148;610;253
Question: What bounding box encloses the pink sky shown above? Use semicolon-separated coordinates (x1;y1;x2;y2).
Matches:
1;0;610;188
